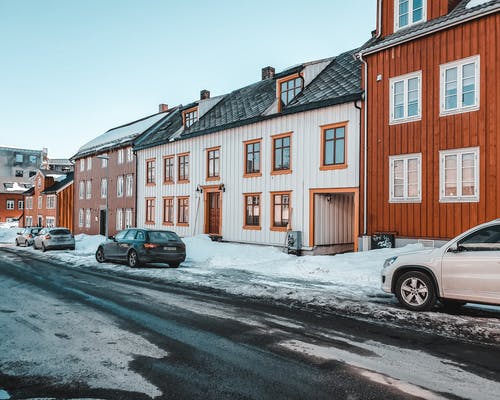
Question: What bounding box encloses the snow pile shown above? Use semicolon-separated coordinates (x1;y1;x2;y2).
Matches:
74;234;106;256
466;0;493;9
0;227;19;243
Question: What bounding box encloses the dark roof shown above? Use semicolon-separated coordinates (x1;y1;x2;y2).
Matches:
41;172;74;194
361;0;500;55
134;49;362;150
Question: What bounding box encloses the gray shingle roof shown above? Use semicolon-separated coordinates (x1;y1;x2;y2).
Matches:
41;172;74;194
134;49;362;150
361;0;500;55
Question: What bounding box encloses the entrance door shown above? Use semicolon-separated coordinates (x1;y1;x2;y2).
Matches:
206;191;221;235
100;209;107;236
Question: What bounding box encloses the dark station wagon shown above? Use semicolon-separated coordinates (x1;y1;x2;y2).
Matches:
95;228;186;268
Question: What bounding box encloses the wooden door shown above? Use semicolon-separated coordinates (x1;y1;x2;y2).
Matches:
207;191;221;235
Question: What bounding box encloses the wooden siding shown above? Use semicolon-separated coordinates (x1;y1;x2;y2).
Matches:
363;12;500;240
137;104;361;248
57;183;74;230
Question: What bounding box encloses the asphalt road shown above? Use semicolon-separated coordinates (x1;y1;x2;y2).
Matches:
1;247;500;400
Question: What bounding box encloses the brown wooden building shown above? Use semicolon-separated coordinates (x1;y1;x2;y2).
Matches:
23;170;74;229
358;0;500;247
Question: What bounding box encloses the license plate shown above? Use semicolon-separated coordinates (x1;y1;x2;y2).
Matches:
163;246;176;251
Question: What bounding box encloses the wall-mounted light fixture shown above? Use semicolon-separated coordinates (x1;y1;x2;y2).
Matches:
219;183;225;192
196;185;203;194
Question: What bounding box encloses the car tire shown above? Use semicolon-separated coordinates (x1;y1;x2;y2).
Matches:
395;271;436;311
15;239;19;246
441;299;466;310
95;247;106;263
127;250;140;268
42;243;47;252
24;240;29;247
169;262;180;268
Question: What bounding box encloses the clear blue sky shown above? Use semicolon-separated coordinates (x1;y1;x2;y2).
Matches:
0;0;376;159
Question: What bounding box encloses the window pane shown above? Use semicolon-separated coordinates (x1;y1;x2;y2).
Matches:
325;129;334;140
325;141;334;165
282;147;290;168
335;139;344;164
335;127;345;139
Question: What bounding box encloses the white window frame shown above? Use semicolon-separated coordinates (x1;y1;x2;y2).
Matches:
394;0;427;31
79;181;85;199
389;153;422;203
85;209;91;228
78;209;84;227
46;216;55;228
439;147;479;203
86;157;92;170
101;178;107;199
80;158;85;171
18;200;24;210
118;149;124;164
26;197;33;210
389;71;422;124
86;180;92;199
440;55;480;116
6;200;14;210
125;208;133;228
26;216;33;227
117;176;124;197
38;196;42;209
126;174;133;197
101;153;108;168
127;147;133;163
116;208;123;230
46;195;55;209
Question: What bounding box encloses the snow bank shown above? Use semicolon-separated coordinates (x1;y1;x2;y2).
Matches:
74;234;106;256
0;227;19;244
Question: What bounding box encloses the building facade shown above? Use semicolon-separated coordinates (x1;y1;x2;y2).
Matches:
359;0;500;247
0;178;31;223
135;51;363;253
0;146;46;179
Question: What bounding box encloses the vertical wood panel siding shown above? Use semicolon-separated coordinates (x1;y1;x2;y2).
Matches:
364;13;500;240
137;104;361;247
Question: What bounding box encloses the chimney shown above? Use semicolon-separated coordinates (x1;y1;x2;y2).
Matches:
261;66;275;80
158;103;169;113
200;89;210;100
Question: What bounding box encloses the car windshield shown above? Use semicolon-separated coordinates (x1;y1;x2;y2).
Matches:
50;229;71;235
148;231;179;242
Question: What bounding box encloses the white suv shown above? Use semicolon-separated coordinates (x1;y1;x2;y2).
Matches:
382;220;500;311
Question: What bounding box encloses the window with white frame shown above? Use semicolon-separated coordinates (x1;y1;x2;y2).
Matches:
127;147;133;162
389;154;422;202
80;158;85;171
390;71;421;123
78;209;84;227
26;216;33;227
46;195;55;209
440;56;480;115
117;176;124;197
18;200;24;210
6;200;14;210
101;154;108;168
116;208;123;230
79;181;85;199
26;197;33;209
86;157;92;170
85;209;91;228
118;149;124;164
440;147;479;202
101;178;107;198
125;208;133;228
38;196;42;209
394;0;426;31
46;217;55;228
126;174;133;197
86;180;92;199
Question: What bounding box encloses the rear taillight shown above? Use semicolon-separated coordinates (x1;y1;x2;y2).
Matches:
144;243;159;249
45;234;51;240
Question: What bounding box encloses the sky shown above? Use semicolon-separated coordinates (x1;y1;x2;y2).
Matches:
0;0;376;159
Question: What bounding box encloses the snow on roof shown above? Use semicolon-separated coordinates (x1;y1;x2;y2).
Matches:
76;112;169;156
466;0;493;8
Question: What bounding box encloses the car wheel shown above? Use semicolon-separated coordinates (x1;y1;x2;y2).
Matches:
95;247;106;263
441;299;466;310
127;250;139;268
24;240;29;247
69;246;75;251
169;262;180;268
395;271;436;311
42;243;47;252
15;239;19;246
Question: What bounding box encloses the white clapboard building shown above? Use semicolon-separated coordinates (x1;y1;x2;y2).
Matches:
134;49;362;253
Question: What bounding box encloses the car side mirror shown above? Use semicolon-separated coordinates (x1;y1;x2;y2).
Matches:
109;235;115;241
17;231;22;235
448;243;459;253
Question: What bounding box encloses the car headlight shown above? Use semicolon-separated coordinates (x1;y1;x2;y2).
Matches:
383;256;398;269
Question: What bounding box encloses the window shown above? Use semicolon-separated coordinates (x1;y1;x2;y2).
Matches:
29;155;37;164
38;196;42;209
79;181;84;199
118;149;124;164
178;197;189;225
244;194;261;229
389;154;422;202
145;198;155;223
163;197;174;225
390;71;421;123
116;208;123;230
15;170;23;177
244;139;261;177
86;180;92;199
440;56;480;115
459;225;500;251
26;197;33;210
146;159;156;185
78;209;84;227
46;195;55;209
126;174;133;197
321;124;347;169
207;147;220;180
163;156;174;183
101;154;108;168
178;153;189;182
125;208;133;228
278;75;303;110
46;217;55;228
117;176;124;197
440;147;479;202
18;200;24;210
271;192;291;231
183;107;198;128
15;154;23;163
85;209;91;228
101;178;107;198
395;0;426;31
6;200;14;210
80;159;85;171
26;216;33;227
29;171;36;177
272;133;292;174
37;177;42;189
127;147;133;162
86;157;92;170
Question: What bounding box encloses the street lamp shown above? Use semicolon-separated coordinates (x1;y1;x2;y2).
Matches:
96;154;109;240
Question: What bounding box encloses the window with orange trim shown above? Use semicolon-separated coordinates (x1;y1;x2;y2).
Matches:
178;197;189;225
207;147;220;180
163;197;174;224
163;156;174;183
244;139;261;177
145;198;155;223
183;107;198;128
244;194;261;229
272;133;291;173
271;192;291;230
178;153;189;182
321;124;347;170
146;159;156;184
278;75;303;109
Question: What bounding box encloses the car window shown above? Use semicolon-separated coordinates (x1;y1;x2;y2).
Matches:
115;230;128;240
148;231;179;242
135;231;145;241
50;229;71;235
459;225;500;251
124;230;137;240
39;229;47;235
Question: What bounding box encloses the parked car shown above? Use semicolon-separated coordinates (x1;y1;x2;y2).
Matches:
382;220;500;311
15;227;42;246
95;228;186;268
33;227;75;252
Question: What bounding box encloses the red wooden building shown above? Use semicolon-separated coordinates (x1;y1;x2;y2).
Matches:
358;0;500;247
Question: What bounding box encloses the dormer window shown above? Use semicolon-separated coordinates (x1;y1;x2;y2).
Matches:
395;0;426;31
183;107;198;128
278;74;303;111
